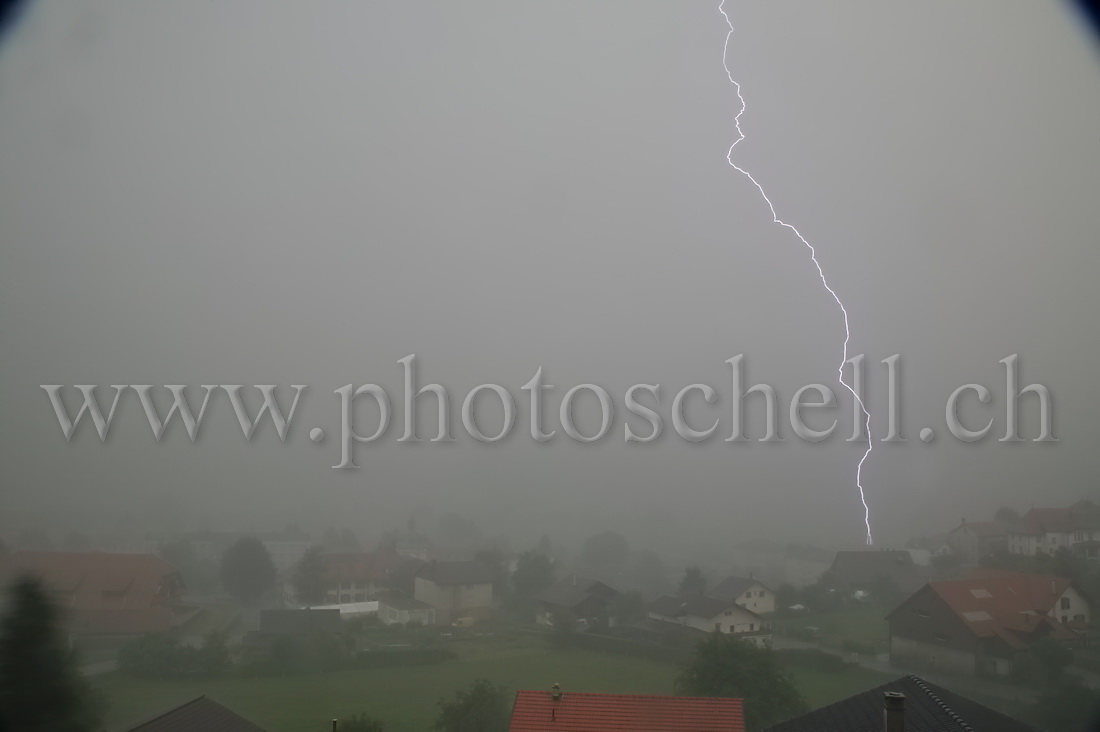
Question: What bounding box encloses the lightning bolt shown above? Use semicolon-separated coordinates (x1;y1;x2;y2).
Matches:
718;1;874;545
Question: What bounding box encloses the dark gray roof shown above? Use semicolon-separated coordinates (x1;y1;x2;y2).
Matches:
119;696;265;731
416;560;494;585
648;594;758;620
533;576;618;609
764;675;1035;732
258;609;341;635
710;575;769;601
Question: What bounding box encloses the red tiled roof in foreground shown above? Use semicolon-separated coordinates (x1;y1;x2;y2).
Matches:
509;690;744;732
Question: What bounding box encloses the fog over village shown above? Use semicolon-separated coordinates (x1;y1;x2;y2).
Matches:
0;2;1099;731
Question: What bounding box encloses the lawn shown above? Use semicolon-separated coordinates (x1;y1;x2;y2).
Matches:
92;636;899;732
775;604;891;654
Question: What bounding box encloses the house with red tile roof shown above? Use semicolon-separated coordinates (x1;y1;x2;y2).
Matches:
1006;500;1100;558
0;551;183;637
509;685;744;732
886;570;1091;677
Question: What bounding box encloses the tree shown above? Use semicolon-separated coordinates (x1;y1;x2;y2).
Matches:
629;550;670;598
433;679;510;732
340;713;386;731
994;506;1021;526
678;566;707;596
511;551;554;598
292;546;328;606
220;537;276;606
580;531;629;570
0;576;104;731
676;632;807;731
1029;637;1073;682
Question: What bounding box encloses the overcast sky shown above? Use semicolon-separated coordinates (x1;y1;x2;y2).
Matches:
1;1;1098;552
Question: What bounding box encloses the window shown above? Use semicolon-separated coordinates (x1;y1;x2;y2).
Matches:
758;590;765;597
1061;597;1071;610
749;623;755;631
1075;531;1085;542
745;591;752;599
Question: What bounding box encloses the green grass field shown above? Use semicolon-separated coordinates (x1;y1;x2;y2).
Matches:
92;634;903;732
776;604;891;654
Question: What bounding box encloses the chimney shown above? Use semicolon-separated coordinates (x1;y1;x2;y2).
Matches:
551;683;563;701
883;692;904;732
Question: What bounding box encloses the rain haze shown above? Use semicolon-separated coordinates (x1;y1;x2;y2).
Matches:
0;2;1098;730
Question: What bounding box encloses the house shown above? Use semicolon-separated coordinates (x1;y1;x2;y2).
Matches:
509;685;744;732
119;695;266;731
1007;500;1100;557
826;550;925;595
946;520;1008;564
413;560;494;624
533;575;619;627
317;547;403;604
904;535;951;566
378;593;436;626
709;574;775;615
0;551;183;637
764;674;1035;732
886;570;1090;677
646;594;771;647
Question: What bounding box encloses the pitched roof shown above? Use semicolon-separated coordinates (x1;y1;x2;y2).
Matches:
509;690;744;732
764;675;1034;732
951;521;1007;539
710;575;770;600
648;594;760;621
1010;501;1100;535
0;552;181;634
0;551;179;608
889;571;1081;646
533;576;618;609
1013;507;1075;535
119;695;266;731
415;560;494;585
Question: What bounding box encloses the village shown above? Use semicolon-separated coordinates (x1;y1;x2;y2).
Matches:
0;498;1097;731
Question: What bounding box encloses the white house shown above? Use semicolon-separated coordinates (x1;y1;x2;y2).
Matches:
708;575;775;615
647;594;771;647
413;560;494;624
1007;501;1100;558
